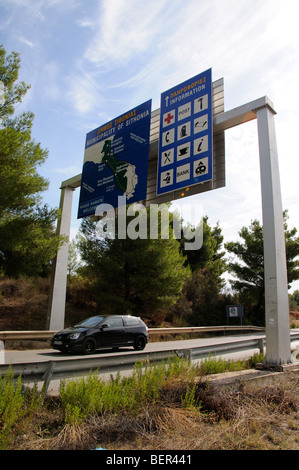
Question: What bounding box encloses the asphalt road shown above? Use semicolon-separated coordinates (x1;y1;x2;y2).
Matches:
4;332;266;365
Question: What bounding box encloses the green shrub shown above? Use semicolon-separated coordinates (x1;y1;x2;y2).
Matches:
247;352;264;368
0;367;42;449
0;368;25;449
198;355;246;376
59;355;198;423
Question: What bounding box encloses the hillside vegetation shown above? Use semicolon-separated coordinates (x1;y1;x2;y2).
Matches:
0;277;97;331
1;276;299;333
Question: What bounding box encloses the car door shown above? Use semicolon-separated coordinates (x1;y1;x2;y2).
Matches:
99;316;127;347
123;316;141;345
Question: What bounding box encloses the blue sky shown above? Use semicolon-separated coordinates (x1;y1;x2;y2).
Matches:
1;0;299;291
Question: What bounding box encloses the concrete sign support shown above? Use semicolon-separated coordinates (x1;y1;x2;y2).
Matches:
46;185;74;331
214;96;291;366
256;105;291;365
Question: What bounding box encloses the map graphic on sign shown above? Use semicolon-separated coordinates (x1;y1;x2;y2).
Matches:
100;140;138;199
157;69;213;196
78;100;152;218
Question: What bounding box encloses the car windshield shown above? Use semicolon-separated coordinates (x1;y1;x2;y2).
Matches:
74;316;105;328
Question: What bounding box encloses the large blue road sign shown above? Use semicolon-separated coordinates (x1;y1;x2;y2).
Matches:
78;100;152;218
157;69;213;196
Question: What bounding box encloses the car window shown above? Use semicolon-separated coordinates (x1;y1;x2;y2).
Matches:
105;316;124;327
74;316;105;328
124;316;140;326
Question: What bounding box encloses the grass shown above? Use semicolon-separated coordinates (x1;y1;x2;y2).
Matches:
0;354;298;450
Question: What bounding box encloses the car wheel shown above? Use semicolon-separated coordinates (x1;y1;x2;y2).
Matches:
82;337;97;354
133;335;146;351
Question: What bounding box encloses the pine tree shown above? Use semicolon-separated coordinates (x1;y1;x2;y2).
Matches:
76;207;190;320
225;212;299;324
0;45;63;276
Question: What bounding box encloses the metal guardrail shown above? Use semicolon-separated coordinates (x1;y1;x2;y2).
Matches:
0;337;266;394
0;325;265;344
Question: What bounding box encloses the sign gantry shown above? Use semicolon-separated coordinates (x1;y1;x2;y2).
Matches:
47;70;292;368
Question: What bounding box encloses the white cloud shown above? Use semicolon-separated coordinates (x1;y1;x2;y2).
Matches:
65;65;111;116
1;0;81;18
40;61;62;101
18;37;36;48
67;76;96;114
82;0;168;65
66;0;299;118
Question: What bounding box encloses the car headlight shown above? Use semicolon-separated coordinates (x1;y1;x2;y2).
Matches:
69;333;81;340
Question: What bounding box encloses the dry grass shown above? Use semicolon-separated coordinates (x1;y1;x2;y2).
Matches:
8;371;299;451
290;311;299;329
0;276;97;333
0;277;49;330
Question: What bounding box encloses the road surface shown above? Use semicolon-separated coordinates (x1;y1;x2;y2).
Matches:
4;332;266;364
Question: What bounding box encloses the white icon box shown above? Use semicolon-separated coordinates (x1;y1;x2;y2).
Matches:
194;94;209;114
193;157;209;177
176;163;190;183
162;128;175;147
161;148;174;167
162;110;175;127
178;102;191;121
177;142;191;161
177;121;191;141
194;114;208;134
194;134;208;155
160;168;174;188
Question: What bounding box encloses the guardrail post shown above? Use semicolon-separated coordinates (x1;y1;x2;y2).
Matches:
42;361;56;395
175;349;192;362
257;339;264;356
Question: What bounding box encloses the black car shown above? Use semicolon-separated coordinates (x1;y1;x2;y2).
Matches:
51;315;149;354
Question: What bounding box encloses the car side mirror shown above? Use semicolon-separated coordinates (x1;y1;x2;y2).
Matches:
101;323;109;329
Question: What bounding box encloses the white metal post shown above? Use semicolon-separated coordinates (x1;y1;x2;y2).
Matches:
256;104;291;365
47;185;74;331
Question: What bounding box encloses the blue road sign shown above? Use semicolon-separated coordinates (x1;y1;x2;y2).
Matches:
157;69;213;196
78;100;152;218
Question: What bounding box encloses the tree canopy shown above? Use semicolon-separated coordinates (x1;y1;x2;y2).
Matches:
76;208;190;320
0;45;29;121
225;211;299;324
171;216;227;325
0;44;63;277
